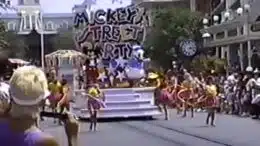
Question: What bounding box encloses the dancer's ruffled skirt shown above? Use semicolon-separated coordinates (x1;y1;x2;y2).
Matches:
204;97;217;108
47;94;60;107
87;98;106;111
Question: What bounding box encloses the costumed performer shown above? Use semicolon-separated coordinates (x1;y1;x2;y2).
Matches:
45;78;62;123
87;86;106;131
204;76;218;126
177;72;195;118
57;79;71;125
154;74;171;120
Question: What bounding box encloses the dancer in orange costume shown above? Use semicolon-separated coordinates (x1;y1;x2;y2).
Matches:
177;73;196;118
171;84;183;114
154;76;169;120
154;74;179;120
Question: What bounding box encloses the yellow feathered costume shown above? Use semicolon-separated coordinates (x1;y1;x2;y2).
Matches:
88;87;99;97
206;85;217;97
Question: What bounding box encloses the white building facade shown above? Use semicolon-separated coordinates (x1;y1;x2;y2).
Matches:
202;0;260;70
1;0;73;34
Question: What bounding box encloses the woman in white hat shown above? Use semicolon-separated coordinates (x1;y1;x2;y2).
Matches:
0;65;79;146
0;66;59;146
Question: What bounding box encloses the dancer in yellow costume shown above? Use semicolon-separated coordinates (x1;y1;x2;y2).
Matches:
87;85;105;131
178;73;196;117
204;76;218;126
45;79;62;123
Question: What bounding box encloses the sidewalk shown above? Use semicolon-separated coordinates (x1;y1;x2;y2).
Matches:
153;109;260;146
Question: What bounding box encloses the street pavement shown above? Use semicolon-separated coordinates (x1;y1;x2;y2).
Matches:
40;109;260;146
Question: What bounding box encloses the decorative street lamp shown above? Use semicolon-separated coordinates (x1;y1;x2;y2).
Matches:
202;17;211;50
224;11;230;21
213;15;219;25
202;18;211;44
202;18;209;28
236;4;252;67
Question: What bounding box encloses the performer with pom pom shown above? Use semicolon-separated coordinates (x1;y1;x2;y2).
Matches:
86;84;106;131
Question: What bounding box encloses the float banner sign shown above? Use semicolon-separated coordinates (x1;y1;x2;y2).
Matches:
73;6;149;60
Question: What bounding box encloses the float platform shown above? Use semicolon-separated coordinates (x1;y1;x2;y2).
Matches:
71;87;162;119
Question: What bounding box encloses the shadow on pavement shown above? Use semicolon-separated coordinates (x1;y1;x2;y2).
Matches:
79;116;157;123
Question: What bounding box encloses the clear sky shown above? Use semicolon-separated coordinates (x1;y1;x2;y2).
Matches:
5;0;131;13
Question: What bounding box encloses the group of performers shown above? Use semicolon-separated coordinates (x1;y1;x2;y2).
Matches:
153;69;218;126
41;71;71;125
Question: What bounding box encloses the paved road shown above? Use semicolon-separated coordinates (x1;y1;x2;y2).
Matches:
40;110;260;146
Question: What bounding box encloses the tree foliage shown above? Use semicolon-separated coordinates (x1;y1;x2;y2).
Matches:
144;8;203;68
51;31;75;50
191;55;226;74
0;21;28;59
2;31;28;58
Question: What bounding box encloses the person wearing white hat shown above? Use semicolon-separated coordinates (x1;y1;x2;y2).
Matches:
246;66;253;72
0;66;79;146
0;66;59;146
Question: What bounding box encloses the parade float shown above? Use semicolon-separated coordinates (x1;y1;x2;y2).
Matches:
71;3;161;118
45;49;87;92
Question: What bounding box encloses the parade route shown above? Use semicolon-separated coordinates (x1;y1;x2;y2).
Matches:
40;110;260;146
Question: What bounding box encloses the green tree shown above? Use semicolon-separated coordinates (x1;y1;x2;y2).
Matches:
144;8;203;69
2;31;28;58
0;21;28;59
0;22;8;54
51;31;75;50
191;55;226;74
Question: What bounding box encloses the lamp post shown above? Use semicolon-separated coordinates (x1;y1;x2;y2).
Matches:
224;11;231;22
35;10;45;70
237;4;251;67
213;15;219;25
202;18;211;45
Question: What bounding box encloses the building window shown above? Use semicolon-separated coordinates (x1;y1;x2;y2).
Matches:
25;15;30;29
31;15;36;28
7;22;16;31
46;21;54;30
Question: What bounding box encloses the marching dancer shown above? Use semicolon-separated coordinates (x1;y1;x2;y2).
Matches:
87;84;105;131
154;76;169;120
57;79;71;125
178;71;196;118
204;76;218;126
46;78;62;123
